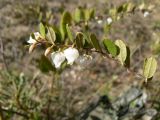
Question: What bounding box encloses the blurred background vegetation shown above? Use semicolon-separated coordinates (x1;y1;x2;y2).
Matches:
0;0;160;119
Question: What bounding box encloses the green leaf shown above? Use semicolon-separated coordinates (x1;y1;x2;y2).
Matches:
83;32;92;47
31;33;35;39
109;8;117;20
75;32;83;49
104;24;111;34
60;11;72;41
39;22;45;38
84;8;94;21
143;57;157;81
38;55;55;73
117;4;124;13
66;24;73;42
124;46;130;68
115;40;127;65
103;39;118;57
90;33;102;51
50;25;61;43
126;3;136;12
46;26;56;44
74;7;83;23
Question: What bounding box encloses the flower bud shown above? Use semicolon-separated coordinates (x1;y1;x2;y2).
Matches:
64;47;79;65
107;17;112;25
143;11;149;17
34;32;41;40
51;52;65;68
29;42;37;53
27;32;41;44
44;46;53;56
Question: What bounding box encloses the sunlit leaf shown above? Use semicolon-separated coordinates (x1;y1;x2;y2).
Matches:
74;7;83;23
109;8;117;20
103;39;118;57
115;40;127;65
126;3;136;12
46;26;56;44
143;57;157;81
84;8;94;21
39;22;45;38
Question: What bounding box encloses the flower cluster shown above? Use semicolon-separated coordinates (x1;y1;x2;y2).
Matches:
51;47;79;68
27;32;79;69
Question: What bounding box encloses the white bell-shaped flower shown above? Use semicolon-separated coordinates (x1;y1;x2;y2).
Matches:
97;20;103;24
51;52;66;68
64;47;79;65
27;32;41;44
143;11;149;17
107;17;112;25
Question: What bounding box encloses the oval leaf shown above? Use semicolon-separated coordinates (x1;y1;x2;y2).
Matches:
66;24;73;42
46;26;56;44
143;57;157;80
90;34;102;51
115;40;127;65
75;32;83;49
60;11;72;41
103;39;118;57
39;22;45;38
74;7;83;23
84;9;94;21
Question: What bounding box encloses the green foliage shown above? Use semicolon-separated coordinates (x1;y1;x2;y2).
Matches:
60;11;72;41
52;25;62;43
89;33;102;51
39;22;46;38
126;3;136;12
104;24;111;34
31;32;36;39
46;26;56;44
115;40;127;65
84;8;94;22
74;7;84;23
28;4;158;80
75;32;84;49
109;8;117;20
73;7;94;23
103;39;119;57
143;57;157;81
124;46;130;68
66;24;74;42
